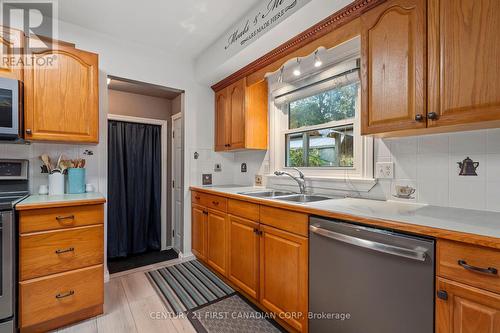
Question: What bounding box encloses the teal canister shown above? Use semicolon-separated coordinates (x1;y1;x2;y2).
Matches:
67;168;86;194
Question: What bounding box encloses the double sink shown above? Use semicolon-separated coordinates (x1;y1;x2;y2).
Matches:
238;190;332;203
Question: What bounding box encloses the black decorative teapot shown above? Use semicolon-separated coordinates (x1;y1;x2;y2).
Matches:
457;157;479;176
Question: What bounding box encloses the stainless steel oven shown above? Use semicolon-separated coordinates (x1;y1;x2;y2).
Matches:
0;159;29;332
0;211;13;331
0;77;23;140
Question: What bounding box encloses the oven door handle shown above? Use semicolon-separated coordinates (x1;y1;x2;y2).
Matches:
310;225;428;262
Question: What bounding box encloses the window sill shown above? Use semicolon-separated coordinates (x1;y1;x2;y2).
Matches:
265;174;377;193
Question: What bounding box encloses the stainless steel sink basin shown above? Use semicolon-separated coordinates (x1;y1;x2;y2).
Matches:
238;190;296;198
274;194;332;203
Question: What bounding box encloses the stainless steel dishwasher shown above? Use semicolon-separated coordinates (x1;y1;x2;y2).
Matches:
309;217;435;333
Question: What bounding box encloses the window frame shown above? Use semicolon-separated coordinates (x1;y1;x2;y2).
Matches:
269;64;374;181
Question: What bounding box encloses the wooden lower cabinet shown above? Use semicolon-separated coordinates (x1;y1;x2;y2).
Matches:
191;204;207;260
17;201;105;333
191;194;309;332
259;224;308;333
206;209;228;275
436;277;500;333
227;214;260;299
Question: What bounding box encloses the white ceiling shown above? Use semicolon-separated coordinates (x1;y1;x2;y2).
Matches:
58;0;261;59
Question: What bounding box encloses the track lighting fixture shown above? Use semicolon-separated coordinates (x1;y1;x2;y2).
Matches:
293;58;301;77
278;66;284;83
314;50;322;68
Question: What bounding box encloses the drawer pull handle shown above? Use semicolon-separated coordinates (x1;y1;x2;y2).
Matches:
195;196;200;200
55;247;75;254
212;201;219;206
56;290;75;299
458;260;498;276
56;215;75;223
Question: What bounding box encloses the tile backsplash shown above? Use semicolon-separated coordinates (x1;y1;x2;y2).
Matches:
376;128;500;212
0;143;100;194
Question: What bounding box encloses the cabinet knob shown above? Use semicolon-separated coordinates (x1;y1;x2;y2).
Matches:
427;112;438;120
437;290;448;301
26;129;32;134
415;114;424;122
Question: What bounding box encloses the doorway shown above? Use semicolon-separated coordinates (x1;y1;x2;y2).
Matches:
106;76;184;273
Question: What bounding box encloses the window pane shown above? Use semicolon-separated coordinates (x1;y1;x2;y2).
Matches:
289;82;359;129
286;133;306;167
286;125;354;168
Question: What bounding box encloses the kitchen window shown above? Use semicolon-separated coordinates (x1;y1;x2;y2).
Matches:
269;49;374;183
285;81;358;168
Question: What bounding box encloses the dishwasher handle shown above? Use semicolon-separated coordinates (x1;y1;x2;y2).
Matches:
310;225;428;262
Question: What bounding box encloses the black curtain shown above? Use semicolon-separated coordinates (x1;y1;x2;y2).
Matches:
107;120;161;258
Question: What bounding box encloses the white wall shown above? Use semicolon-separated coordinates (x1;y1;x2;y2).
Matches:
195;0;353;85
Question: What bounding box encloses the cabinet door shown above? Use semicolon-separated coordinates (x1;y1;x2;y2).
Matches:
436;278;500;333
206;209;228;276
361;0;426;135
214;88;229;151
228;78;246;149
24;40;99;142
260;225;308;332
228;215;259;299
428;0;500;128
191;204;206;261
0;27;24;81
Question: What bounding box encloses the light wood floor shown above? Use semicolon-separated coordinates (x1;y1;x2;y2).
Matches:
56;260;196;333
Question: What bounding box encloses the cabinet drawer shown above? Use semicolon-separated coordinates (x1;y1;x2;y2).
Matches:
20;225;103;280
191;192;227;212
191;191;203;206
437;240;500;293
260;206;308;237
228;199;259;221
19;264;103;328
19;204;104;233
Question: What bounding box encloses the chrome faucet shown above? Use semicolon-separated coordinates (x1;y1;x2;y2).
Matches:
274;168;306;194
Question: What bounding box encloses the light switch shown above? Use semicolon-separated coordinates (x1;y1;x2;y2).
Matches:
376;162;394;179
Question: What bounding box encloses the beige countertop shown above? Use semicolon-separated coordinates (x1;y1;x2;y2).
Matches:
16;192;106;210
192;185;500;248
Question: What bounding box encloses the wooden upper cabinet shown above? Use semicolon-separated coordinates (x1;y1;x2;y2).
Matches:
361;0;426;135
436;278;500;333
0;27;24;81
215;89;229;151
214;77;268;151
228;79;246;149
24;39;99;143
428;0;500;128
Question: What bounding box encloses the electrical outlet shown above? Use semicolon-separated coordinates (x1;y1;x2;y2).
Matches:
214;163;222;172
376;162;394;179
255;175;263;186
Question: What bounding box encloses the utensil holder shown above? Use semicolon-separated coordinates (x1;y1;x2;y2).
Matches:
48;173;65;195
67;168;86;194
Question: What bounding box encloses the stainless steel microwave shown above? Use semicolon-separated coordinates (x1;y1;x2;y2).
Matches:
0;77;23;140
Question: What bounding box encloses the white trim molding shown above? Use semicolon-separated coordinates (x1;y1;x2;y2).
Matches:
107;114;169;251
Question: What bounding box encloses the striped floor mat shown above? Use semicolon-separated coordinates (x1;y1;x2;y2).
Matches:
146;260;235;314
